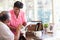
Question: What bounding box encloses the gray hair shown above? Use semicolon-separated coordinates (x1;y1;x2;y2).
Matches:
0;11;11;21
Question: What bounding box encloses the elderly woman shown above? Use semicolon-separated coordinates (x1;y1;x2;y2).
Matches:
0;11;14;40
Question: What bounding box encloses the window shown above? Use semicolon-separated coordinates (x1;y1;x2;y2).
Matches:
25;0;53;24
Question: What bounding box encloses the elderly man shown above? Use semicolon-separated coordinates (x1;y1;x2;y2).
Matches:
0;11;14;40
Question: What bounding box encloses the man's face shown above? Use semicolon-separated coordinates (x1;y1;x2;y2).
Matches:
4;19;10;25
14;7;20;14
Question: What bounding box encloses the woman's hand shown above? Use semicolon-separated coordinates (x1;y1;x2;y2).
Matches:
23;22;27;26
15;24;22;40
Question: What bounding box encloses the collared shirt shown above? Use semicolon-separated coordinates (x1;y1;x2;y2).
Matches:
9;10;26;34
9;9;26;27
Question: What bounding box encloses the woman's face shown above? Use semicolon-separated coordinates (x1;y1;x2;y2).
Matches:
14;7;20;15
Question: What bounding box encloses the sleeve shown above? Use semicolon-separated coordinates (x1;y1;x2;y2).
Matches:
0;22;14;40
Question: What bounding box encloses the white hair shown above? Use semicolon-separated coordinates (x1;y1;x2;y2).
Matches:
7;12;11;20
